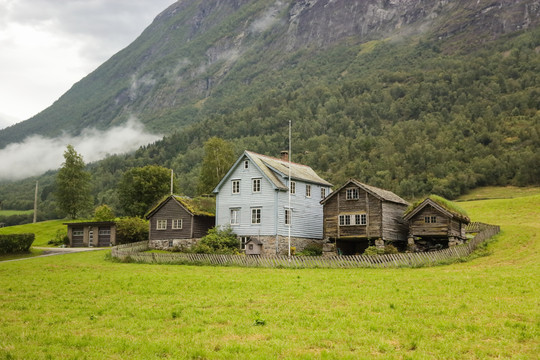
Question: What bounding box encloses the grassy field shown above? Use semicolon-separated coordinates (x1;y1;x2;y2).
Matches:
0;219;67;247
0;210;34;217
0;188;538;359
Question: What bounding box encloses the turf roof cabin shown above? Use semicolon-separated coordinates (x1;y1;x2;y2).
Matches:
213;150;332;256
321;179;409;255
403;195;471;250
145;195;215;250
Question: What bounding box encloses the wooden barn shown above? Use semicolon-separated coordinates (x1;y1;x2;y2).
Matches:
403;195;470;250
65;221;116;247
145;195;215;249
321;179;409;255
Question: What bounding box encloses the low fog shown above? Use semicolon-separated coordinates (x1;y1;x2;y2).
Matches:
0;119;162;181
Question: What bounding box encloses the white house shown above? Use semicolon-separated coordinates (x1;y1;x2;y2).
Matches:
213;150;332;256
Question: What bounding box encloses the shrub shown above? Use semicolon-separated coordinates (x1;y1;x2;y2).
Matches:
0;234;35;254
47;229;69;246
192;226;240;254
363;244;400;256
93;205;115;221
297;243;323;256
116;217;149;244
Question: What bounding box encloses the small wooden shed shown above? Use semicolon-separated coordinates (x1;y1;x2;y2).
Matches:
403;195;470;249
145;195;215;244
65;221;116;247
245;238;263;255
321;179;409;255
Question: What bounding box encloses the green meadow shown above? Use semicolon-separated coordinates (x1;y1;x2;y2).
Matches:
0;219;67;247
0;188;538;359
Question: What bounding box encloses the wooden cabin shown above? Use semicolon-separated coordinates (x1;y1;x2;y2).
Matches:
65;221;116;247
403;196;470;250
321;179;409;255
145;195;215;249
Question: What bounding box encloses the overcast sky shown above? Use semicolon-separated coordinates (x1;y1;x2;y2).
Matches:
0;0;176;129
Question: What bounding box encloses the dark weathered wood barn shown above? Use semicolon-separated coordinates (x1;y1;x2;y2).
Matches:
145;195;215;246
321;179;409;255
65;221;116;247
403;195;470;249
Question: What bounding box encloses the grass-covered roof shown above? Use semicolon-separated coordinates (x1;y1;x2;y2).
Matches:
404;195;470;222
146;195;215;218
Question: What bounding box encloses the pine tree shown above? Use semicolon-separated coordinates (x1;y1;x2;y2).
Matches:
56;145;93;219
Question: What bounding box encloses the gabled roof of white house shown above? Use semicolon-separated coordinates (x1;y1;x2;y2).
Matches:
213;150;332;193
320;178;409;206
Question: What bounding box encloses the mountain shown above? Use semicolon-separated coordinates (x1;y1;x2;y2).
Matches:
0;0;537;148
0;0;538;217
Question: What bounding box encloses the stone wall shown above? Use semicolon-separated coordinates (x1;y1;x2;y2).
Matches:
150;238;202;251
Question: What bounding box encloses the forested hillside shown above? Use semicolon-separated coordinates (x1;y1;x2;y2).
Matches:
0;0;538;218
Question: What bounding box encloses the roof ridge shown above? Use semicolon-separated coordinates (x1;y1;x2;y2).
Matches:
246;150;311;168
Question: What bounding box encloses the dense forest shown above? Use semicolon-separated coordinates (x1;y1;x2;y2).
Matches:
0;27;538;222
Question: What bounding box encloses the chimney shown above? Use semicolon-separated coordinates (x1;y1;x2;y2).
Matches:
280;151;289;162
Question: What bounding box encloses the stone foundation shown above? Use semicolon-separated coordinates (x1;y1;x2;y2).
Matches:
150;238;202;251
246;236;324;256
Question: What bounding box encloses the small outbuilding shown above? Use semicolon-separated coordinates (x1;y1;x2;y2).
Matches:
321;179;409;255
65;221;116;247
145;195;215;249
245;238;263;256
403;195;470;250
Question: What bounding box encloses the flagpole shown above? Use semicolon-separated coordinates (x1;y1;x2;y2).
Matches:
288;120;291;258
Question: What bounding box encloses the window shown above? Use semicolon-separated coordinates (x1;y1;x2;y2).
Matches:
290;181;296;194
425;216;437;224
355;214;367;225
73;230;83;236
98;229;111;235
321;187;326;199
252;178;261;193
232;180;240;194
168;240;174;248
339;215;351;226
244;160;249;169
157;219;167;230
251;208;261;224
172;219;182;229
285;209;291;226
230;209;240;225
306;184;311;198
240;236;249;250
346;188;359;200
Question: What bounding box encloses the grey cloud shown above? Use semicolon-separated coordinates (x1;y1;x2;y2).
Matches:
0;118;162;181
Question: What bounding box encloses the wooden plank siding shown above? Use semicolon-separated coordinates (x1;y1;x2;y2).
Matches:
148;197;214;240
408;205;451;237
323;184;407;241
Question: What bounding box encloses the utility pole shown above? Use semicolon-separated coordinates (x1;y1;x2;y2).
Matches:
33;181;38;223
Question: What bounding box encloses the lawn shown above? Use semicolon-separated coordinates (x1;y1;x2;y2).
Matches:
0;210;34;217
0;188;538;359
0;219;67;247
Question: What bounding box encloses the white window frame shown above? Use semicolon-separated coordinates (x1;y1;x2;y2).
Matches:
157;219;167;230
232;180;240;194
252;178;261;193
73;230;84;236
306;184;311;198
98;229;111;236
239;236;249;250
251;208;261;225
355;214;367;225
172;219;183;229
285;208;291;226
425;216;437;224
290;181;296;194
346;188;359;200
244;160;249;169
230;209;240;225
321;187;326;199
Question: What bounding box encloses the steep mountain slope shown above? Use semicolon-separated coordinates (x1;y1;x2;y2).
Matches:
0;0;537;148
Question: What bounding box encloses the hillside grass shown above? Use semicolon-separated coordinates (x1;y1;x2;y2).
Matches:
0;187;538;359
0;210;34;216
0;219;67;247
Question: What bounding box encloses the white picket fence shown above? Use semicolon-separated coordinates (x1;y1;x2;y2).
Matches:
111;223;500;268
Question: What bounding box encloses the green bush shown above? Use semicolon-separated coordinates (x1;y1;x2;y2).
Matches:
116;217;149;244
47;229;69;246
192;226;240;254
364;244;400;256
297;243;323;256
0;233;35;254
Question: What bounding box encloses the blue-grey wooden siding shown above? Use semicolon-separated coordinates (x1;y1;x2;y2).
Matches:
216;156;331;239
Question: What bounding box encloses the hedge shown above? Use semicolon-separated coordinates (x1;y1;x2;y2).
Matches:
0;233;35;254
